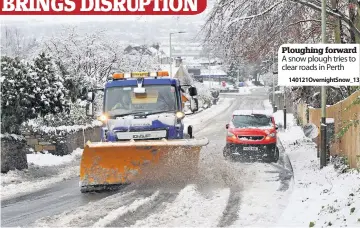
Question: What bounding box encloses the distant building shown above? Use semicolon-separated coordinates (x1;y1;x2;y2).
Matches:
124;45;153;55
194;68;228;82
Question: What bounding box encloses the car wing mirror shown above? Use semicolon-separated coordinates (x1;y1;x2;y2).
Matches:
226;124;229;129
275;124;279;130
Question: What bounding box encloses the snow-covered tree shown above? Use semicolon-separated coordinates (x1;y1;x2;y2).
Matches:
30;52;70;116
1;56;36;134
1;55;70;134
43;27;158;102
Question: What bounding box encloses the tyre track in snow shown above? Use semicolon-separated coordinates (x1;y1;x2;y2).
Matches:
31;189;173;227
217;188;242;227
130;185;231;227
107;191;178;227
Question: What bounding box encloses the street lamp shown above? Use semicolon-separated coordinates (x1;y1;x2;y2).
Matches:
169;31;186;77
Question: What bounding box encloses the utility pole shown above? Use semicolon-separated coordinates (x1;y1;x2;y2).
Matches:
169;34;172;77
272;52;277;113
283;86;287;129
320;0;327;168
169;31;186;78
208;52;212;89
237;68;240;87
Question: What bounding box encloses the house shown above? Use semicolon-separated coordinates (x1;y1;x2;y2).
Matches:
124;45;153;55
158;57;193;85
195;67;228;83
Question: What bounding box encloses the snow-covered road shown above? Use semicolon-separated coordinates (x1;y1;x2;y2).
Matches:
1;87;294;227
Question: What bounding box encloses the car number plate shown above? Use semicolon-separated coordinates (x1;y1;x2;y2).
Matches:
243;147;258;151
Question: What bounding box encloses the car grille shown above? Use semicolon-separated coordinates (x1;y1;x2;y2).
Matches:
238;135;264;140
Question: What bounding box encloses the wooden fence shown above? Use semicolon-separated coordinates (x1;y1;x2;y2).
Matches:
297;90;360;168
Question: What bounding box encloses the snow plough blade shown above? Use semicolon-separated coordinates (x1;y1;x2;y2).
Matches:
79;137;209;191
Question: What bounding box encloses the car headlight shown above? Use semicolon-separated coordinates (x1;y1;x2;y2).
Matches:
227;131;236;139
268;132;276;138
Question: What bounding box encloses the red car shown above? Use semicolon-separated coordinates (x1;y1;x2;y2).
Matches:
223;110;279;162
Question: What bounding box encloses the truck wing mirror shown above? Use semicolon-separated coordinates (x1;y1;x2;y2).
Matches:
86;103;94;117
190;98;199;113
188;86;198;96
87;92;95;102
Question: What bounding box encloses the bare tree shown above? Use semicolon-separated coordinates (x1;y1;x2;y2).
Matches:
1;26;39;59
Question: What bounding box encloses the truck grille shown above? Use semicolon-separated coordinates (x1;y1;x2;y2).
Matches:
115;130;168;141
238;135;264;141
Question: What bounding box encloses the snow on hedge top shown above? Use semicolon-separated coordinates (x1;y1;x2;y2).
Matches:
0;133;25;141
232;110;273;117
26;119;103;134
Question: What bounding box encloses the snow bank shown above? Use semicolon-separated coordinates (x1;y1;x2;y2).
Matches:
277;115;360;227
245;80;257;87
1;148;83;200
273;110;296;129
263;99;272;110
238;87;251;95
27;148;83;167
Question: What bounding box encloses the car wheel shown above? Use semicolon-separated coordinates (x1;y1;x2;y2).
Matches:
272;146;280;163
223;146;231;159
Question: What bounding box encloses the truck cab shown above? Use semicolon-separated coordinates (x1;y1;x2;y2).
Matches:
85;71;198;142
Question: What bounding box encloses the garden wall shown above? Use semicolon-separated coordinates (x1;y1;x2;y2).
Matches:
23;122;103;156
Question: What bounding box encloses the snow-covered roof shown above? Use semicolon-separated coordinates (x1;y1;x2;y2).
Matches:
158;64;180;77
232;110;273;117
148;47;159;55
201;69;227;76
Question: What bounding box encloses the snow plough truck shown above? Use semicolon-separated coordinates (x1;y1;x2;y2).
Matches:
80;71;209;192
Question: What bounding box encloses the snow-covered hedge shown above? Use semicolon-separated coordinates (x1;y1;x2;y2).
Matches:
1;54;70;134
194;81;213;108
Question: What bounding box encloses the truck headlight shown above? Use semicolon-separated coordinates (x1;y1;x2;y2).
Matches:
176;111;185;120
97;114;108;123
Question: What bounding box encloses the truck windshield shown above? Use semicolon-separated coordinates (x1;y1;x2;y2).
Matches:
232;115;273;128
104;85;177;116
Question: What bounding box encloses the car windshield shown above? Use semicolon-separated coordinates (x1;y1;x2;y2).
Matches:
104;85;177;116
232;114;273;128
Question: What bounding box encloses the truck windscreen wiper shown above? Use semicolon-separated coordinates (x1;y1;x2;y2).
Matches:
144;110;176;116
109;111;148;118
